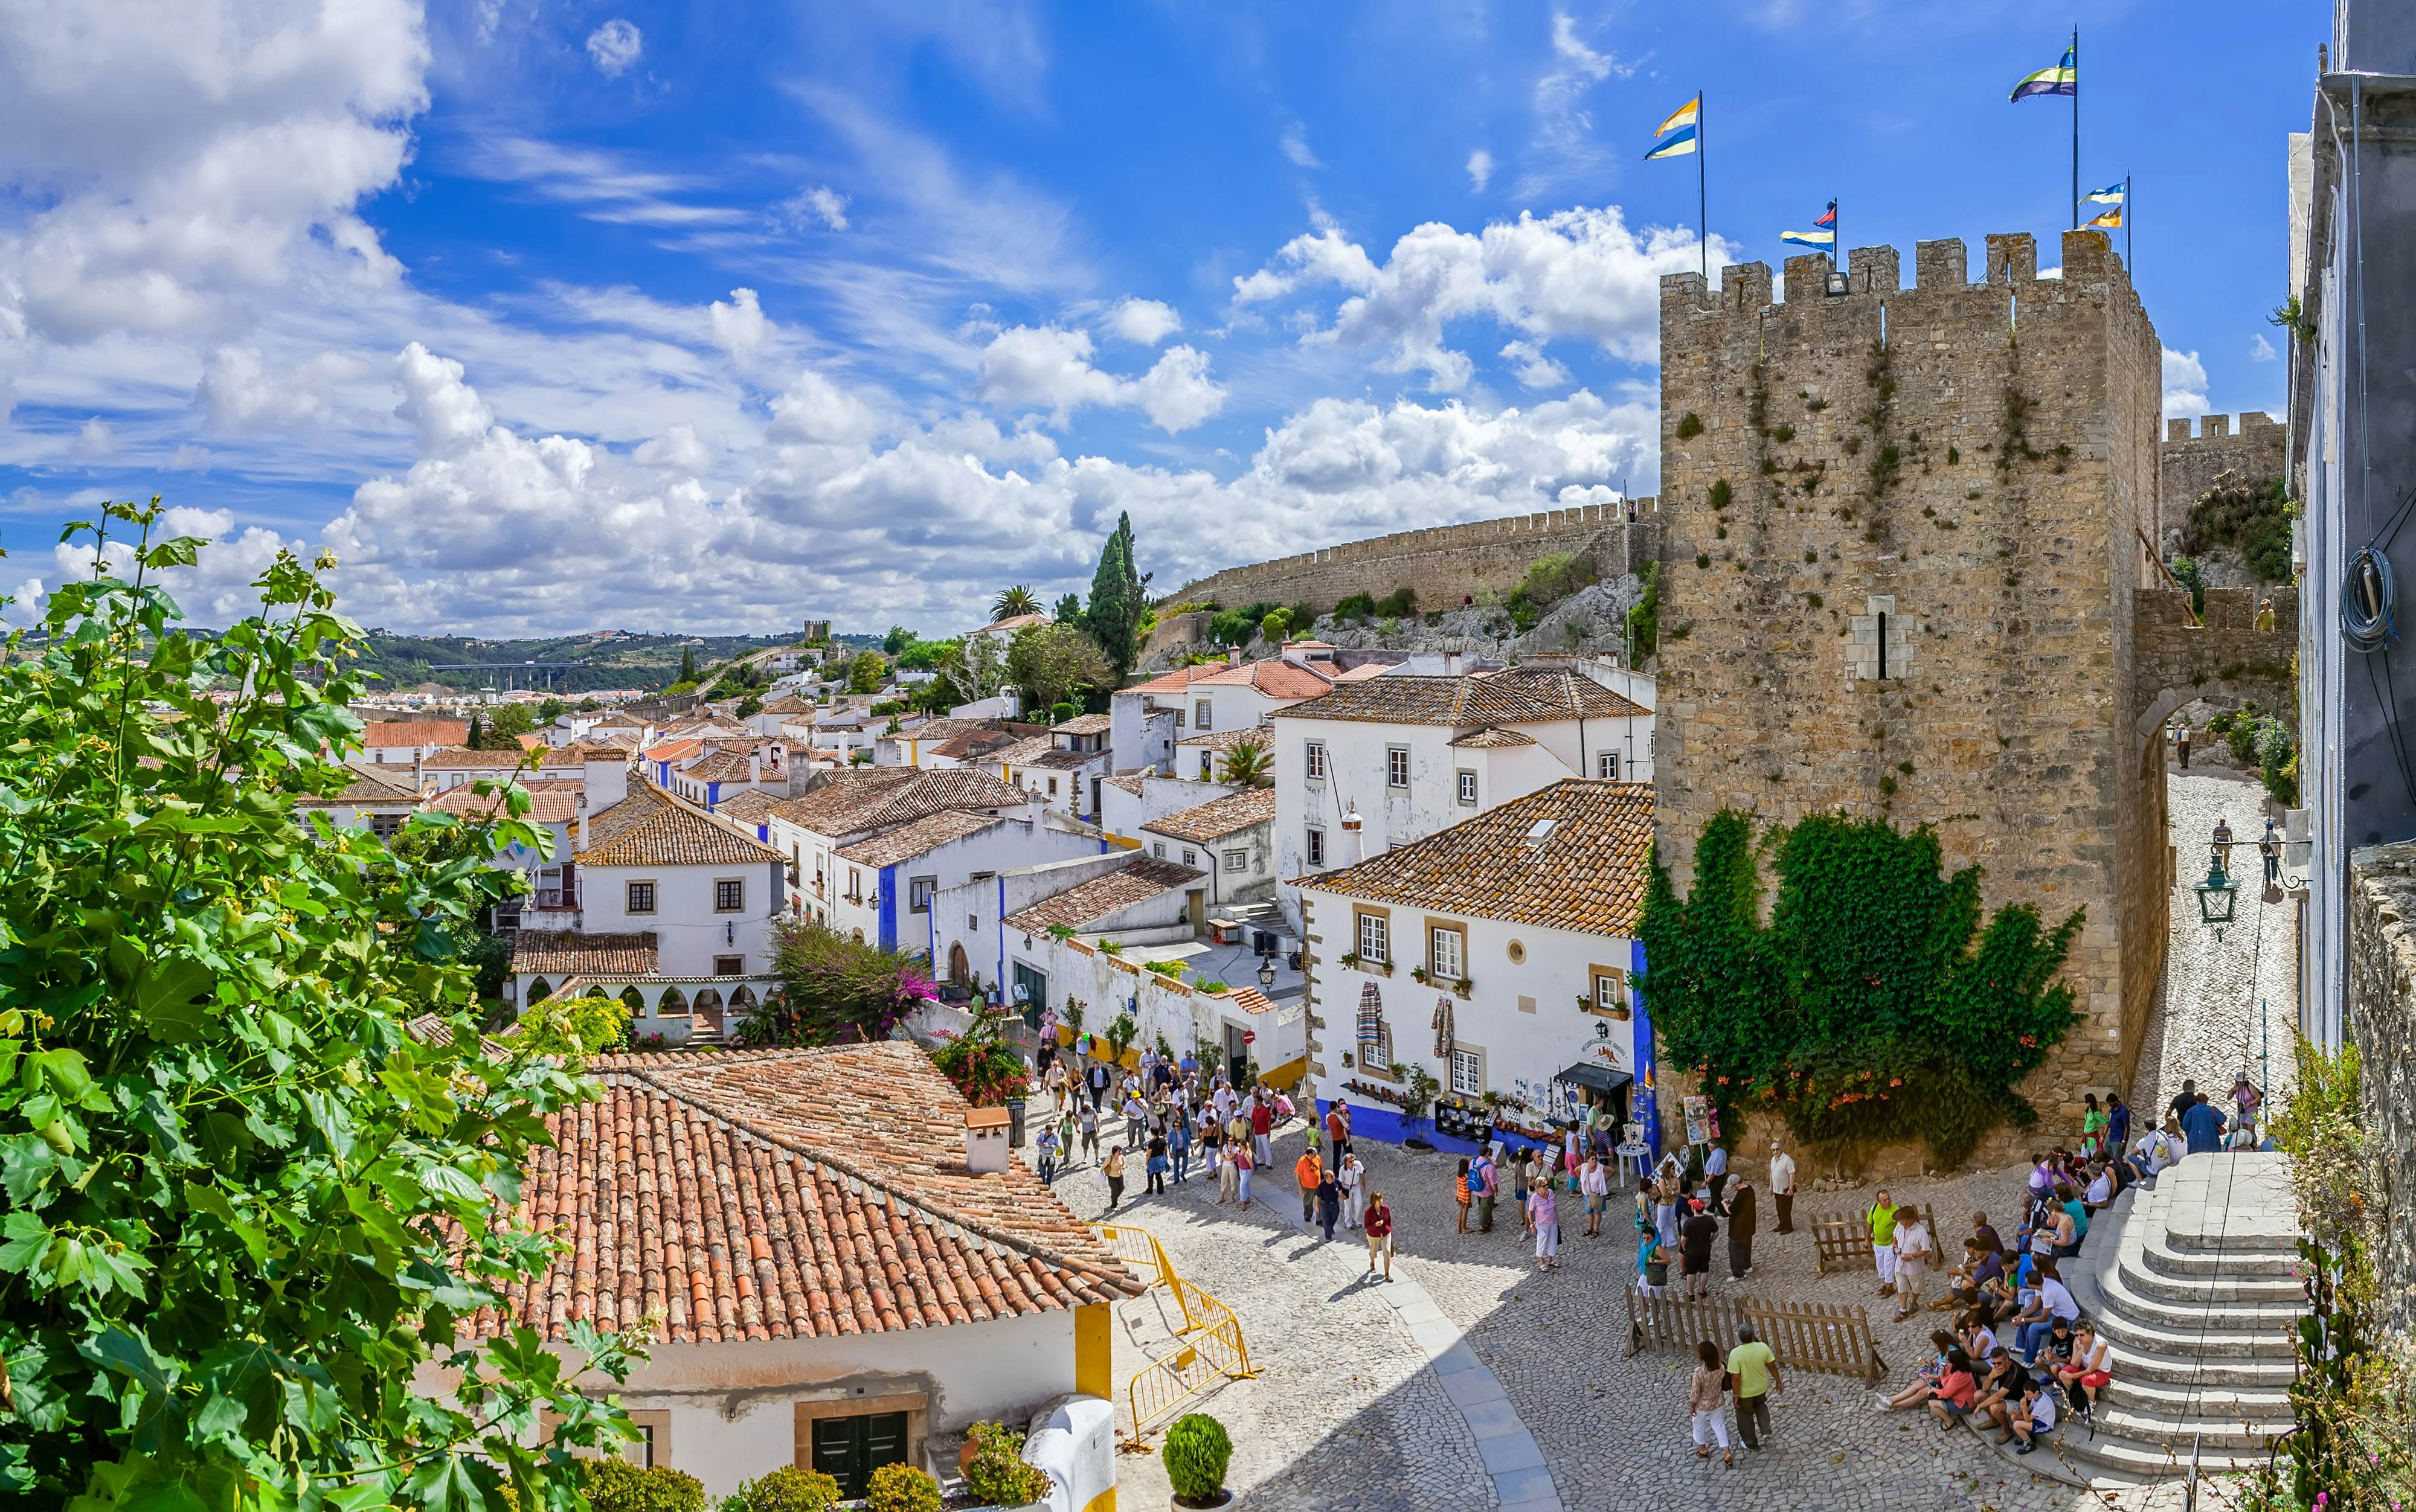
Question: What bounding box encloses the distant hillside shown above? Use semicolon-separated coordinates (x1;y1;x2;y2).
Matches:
349;629;874;694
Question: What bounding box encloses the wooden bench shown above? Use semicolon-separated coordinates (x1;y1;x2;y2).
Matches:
1624;1287;1886;1382
1810;1202;1938;1275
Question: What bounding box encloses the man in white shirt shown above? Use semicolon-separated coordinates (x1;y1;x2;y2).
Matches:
2008;1376;2058;1454
1892;1211;1933;1318
1704;1142;1730;1212
2083;1164;2113;1208
1768;1141;1798;1233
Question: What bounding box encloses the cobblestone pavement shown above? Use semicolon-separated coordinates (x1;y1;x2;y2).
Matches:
2134;769;2299;1120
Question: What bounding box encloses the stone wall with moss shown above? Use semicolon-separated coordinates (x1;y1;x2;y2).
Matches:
2346;839;2416;1345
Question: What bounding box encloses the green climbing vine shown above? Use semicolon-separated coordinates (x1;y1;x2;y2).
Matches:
1639;812;2084;1167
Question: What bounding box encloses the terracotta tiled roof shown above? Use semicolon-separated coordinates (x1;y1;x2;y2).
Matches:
894;716;1003;746
1175;723;1275;752
298;764;425;806
1299;779;1654;934
1003;856;1204;934
427;779;583;824
1193;658;1336;700
360;719;469;748
473;1043;1140;1344
511;931;660;976
773;767;1028;839
422;745;536;769
837;809;1007;868
1142;786;1276;844
578;783;780;867
1271;671;1645;726
1450;725;1538;748
684;750;762;783
1052;713;1112;734
989;735;1057;766
758;694;816;715
1103;773;1148;797
715;788;785;826
1122;664;1215;697
975;612;1052;635
542;740;631;764
641;738;705;765
930;730;1019;760
1332;663;1393;683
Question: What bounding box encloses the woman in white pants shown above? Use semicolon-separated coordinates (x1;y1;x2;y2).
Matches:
1688;1340;1733;1466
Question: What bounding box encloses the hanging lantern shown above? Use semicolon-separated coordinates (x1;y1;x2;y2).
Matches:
2195;847;2237;927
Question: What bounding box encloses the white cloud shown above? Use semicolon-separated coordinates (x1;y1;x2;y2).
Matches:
1521;12;1629;196
768;368;886;447
196;346;364;432
2250;332;2277;362
1467;149;1495;192
1233;208;1724;390
975;325;1225;433
776;186;851;231
393;342;493;458
1107;298;1183;347
1279;122;1320;170
585;19;643;77
1500;339;1570;389
471;137;744;228
2162;346;2211;421
73;418;116;460
708;287;769;363
633;422;713;472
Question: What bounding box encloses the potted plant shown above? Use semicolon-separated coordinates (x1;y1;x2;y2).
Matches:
1163;1412;1234;1510
1105;1008;1140;1063
1453;976;1473;998
1398;1065;1439;1150
864;1462;941;1512
720;1465;843;1511
1409;965;1430;984
1338;952;1361;969
958;1421;1057;1510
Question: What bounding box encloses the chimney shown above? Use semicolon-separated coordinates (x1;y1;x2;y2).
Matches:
585;757;628;813
963;1107;1012;1174
750;749;762;786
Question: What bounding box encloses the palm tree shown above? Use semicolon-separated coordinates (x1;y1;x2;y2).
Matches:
992;585;1041;620
1218;738;1273;787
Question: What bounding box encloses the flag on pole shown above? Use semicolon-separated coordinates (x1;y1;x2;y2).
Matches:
2080;180;2125;205
2086;205;2122;229
2010;44;2077;101
1644;95;1700;159
1781;201;1837;250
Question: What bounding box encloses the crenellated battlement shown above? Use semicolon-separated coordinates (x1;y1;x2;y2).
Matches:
2164;411;2282;442
1658;228;2131;318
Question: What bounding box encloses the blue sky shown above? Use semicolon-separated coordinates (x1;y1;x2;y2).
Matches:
0;0;2322;636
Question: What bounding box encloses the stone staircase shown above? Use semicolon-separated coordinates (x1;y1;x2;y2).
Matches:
2051;1152;2304;1487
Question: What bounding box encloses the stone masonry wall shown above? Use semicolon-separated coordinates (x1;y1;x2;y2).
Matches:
2345;839;2416;1346
1160;505;1662;617
2131;585;2299;735
1651;229;2165;1164
2159;411;2289;541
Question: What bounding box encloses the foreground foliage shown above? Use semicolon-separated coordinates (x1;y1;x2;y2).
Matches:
741;921;934;1046
0;503;639;1510
926;1002;1032;1107
1640;812;2082;1167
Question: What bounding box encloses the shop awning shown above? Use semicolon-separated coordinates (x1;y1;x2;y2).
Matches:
1553;1063;1633;1095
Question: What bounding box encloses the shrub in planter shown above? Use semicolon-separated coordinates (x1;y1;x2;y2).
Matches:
962;1421;1056;1507
717;1466;843;1512
864;1462;942;1512
585;1459;708;1512
1163;1412;1234;1507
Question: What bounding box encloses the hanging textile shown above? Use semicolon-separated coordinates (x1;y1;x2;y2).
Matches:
1357;981;1386;1061
1431;995;1455;1060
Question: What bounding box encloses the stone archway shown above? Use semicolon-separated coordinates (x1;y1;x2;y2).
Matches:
948;942;971;985
695;988;725;1039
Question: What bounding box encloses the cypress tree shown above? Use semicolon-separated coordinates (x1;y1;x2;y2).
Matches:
1086;511;1150;681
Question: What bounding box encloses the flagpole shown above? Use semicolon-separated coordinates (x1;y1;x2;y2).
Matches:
2071;25;2080;232
1697;92;1708;281
1833;199;1841;272
2125;174;2133;271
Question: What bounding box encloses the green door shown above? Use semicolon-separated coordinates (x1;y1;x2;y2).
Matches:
809;1411;909;1498
1012;961;1049;1028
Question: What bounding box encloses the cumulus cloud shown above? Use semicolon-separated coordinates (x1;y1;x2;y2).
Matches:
585;19;643;77
776;185;850;231
2162;346;2211;421
1107;297;1183;346
1500;339;1570;389
1233;208;1721;390
393;342;493;458
72;418;116;460
196;346;366;432
2250;332;2277;362
1467;149;1495;191
975;325;1226;432
708;287;769;363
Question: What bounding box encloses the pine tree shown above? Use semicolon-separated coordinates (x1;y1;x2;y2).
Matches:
1085;511;1150;681
466;713;483;748
678;644;698;684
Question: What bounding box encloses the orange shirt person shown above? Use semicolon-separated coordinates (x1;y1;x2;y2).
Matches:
1296;1149;1323;1225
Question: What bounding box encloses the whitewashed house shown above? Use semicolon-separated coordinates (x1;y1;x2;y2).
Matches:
358;719;467;766
1297;778;1654;1150
872;716;1018;770
767;767;1056;940
1097;772;1244;848
1269;666;1653;930
295;763;424;839
420;745;539;792
1140;788;1277;911
989;716;1114;822
415;1041;1137;1503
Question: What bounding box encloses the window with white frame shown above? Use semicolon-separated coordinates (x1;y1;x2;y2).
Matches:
1456;769;1477;806
1200;751;1215;778
908;876;936;914
1305;742;1327;780
1194;699;1213;731
1181;848;1197;868
1387;746;1410;789
1429;924;1464;980
1047;775;1059;796
1597;751;1621;780
1305;827;1325;867
1222;848;1247;873
1357;911;1389;964
846;868;863;903
1450;1046;1485;1097
1592;967;1628;1013
1153;841;1166;858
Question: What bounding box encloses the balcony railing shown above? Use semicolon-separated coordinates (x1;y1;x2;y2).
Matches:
533;886;581;911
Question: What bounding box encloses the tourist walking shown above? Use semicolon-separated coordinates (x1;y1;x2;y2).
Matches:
1296;1147;1323;1227
1340;1152;1366;1229
1035;1123;1061;1184
1168;1115;1191;1184
2174;719;2191;769
1235;1142;1255;1209
1689;1341;1735;1467
1512;1146;1534;1236
1893;1205;1932;1318
1455;1158;1474;1233
1102;1143;1126;1214
1679;1199;1720;1300
1078;1103;1100;1162
1726;1179;1758;1280
1317;1164;1342;1243
1124;1090;1149;1150
1768;1140;1796;1233
2106;1091;2132;1153
1087;1059;1110;1112
1471;1147;1500;1234
1727;1324;1782;1452
1363;1191;1395;1283
2182;1092;2228;1154
1325;1098;1351;1159
1250;1094;1274;1168
1145;1132;1168;1196
1704;1141;1730;1212
1215;1133;1238;1205
1530;1180;1561;1271
1868;1191;1901;1299
2260;819;2282;884
1581;1153;1610;1237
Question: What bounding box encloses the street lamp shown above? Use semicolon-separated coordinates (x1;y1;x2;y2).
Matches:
2195;846;2238;936
1257;958;1277;990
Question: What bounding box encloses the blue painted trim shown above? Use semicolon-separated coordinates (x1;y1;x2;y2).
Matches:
1631;937;1662;1160
877;865;899;952
706;780;721;810
1316;1098;1561;1159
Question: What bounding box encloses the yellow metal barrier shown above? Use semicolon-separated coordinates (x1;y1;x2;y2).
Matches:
1091;1223;1201;1331
1123;1284;1256;1437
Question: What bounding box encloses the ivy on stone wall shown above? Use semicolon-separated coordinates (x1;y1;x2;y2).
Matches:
1640;811;2084;1167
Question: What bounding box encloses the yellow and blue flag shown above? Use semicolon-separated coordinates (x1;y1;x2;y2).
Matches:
2082;180;2124;228
2086;205;2122;229
1644;95;1700;159
2011;45;2077;101
1781;201;1837;251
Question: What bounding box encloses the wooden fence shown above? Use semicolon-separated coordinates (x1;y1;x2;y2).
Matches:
1625;1287;1886;1383
1810;1202;1937;1275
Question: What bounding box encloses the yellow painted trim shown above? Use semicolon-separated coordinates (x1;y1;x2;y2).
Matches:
1075;1302;1113;1400
1259;1054;1308;1091
1081;1487;1117;1512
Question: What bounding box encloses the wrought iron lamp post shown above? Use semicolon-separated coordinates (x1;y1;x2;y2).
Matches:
2194;845;2238;940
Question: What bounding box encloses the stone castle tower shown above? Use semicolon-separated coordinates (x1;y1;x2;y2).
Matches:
1651;228;2176;1133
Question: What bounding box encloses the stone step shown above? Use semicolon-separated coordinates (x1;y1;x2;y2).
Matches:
2091;1334;2299;1389
2051;1425;2284;1486
2120;1229;2304;1305
2090;1251;2306;1334
2100;1374;2294;1421
2084;1300;2296;1360
2155;1153;2301;1254
2088;1400;2292;1452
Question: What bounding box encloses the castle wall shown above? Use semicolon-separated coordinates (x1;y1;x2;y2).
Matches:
1159;505;1661;617
1652;229;2166;1158
2159;411;2288;541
